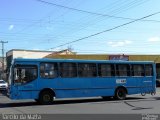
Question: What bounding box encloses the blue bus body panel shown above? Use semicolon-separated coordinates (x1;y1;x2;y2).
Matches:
9;58;156;100
10;76;155;100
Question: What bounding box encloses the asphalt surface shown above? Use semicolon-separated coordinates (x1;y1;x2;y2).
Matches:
0;88;160;114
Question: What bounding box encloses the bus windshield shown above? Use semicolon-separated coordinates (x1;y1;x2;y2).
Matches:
13;65;37;85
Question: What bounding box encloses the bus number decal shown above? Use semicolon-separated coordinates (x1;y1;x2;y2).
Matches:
116;79;126;84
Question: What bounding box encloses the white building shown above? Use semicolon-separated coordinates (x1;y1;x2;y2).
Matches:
6;49;53;59
6;49;53;72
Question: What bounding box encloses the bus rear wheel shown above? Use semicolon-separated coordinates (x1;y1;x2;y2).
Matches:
114;88;126;100
39;90;54;105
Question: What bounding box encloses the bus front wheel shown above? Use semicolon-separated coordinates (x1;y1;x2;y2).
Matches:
39;90;54;105
114;87;126;100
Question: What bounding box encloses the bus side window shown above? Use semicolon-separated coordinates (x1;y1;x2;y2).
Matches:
60;63;77;78
145;64;153;76
131;64;144;76
78;63;97;77
98;64;115;77
40;63;58;78
116;64;130;77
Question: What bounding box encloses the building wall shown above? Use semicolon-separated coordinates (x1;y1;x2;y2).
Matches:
11;50;52;59
46;54;108;60
129;55;160;62
5;49;76;72
45;54;160;63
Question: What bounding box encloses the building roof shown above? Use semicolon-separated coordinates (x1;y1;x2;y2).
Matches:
6;49;54;53
45;49;76;57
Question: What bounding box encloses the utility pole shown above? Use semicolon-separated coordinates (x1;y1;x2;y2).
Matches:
0;41;8;80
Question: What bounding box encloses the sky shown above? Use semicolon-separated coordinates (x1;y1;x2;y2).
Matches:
0;0;160;55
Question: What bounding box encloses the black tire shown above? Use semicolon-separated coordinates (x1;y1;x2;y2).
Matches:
114;88;126;100
39;91;54;105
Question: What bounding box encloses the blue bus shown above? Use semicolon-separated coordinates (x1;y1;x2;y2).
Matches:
7;58;156;104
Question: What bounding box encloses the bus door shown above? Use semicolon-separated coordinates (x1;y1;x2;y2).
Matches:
12;64;38;99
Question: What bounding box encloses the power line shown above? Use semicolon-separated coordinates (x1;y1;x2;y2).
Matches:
36;0;160;45
35;0;137;19
35;0;135;19
35;0;160;23
105;0;148;16
49;11;160;50
21;0;158;47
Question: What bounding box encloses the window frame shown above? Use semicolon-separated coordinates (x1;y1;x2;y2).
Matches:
40;62;58;79
59;62;77;78
98;63;115;77
78;63;97;78
13;64;38;84
145;64;153;77
115;64;130;77
131;64;145;77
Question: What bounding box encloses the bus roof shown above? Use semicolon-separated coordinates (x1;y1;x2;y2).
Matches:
13;58;155;64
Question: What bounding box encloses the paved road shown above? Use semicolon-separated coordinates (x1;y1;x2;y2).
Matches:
0;89;160;114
